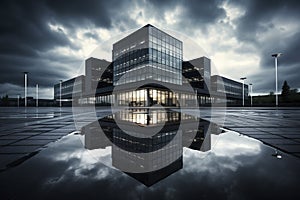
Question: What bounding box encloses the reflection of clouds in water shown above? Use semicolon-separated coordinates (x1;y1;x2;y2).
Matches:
83;147;112;167
3;130;300;200
212;131;261;158
74;165;111;180
183;131;261;173
44;135;115;182
48;136;111;165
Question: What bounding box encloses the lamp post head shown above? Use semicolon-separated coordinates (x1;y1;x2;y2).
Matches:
23;72;28;74
272;53;282;58
249;83;252;86
240;77;247;80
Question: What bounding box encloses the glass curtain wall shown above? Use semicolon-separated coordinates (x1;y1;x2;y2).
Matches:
113;25;183;86
148;26;182;85
116;88;180;107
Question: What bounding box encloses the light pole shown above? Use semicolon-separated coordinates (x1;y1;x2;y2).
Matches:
24;72;28;107
59;80;62;107
36;84;39;107
240;77;247;107
249;83;253;107
17;94;20;107
195;90;198;107
272;53;282;107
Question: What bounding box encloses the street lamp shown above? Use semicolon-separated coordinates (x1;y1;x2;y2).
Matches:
17;94;20;107
24;72;28;107
36;84;38;107
272;53;282;107
59;80;62;107
249;83;253;107
240;77;247;107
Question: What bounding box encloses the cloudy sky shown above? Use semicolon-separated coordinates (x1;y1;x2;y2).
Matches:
0;0;299;99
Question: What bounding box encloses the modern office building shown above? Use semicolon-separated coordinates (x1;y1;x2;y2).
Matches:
182;57;212;105
54;75;85;106
54;24;248;106
84;57;113;105
83;24;214;107
211;75;248;104
113;24;182;86
111;24;184;107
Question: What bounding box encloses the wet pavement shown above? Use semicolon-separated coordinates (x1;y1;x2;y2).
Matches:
0;108;299;199
0;107;300;199
0;107;112;171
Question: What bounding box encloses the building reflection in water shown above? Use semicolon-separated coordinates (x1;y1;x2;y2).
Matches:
82;109;221;187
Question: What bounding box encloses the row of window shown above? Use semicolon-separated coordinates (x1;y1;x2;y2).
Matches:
113;40;146;59
149;26;182;49
149;48;182;68
114;68;182;86
116;110;181;125
80;92;213;106
112;140;182;167
113;48;181;70
95;94;113;105
54;83;83;97
149;38;182;56
115;65;181;78
114;57;181;74
213;81;248;97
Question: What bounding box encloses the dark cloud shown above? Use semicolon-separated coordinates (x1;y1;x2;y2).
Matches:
45;0;139;31
227;0;300;91
260;32;300;67
0;0;138;98
0;0;75;57
84;32;100;41
143;0;226;33
250;30;300;91
0;0;299;97
181;0;226;26
230;0;300;41
0;54;79;86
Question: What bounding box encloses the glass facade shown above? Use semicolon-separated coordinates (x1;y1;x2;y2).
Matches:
92;88;213;107
54;75;84;100
74;25;247;107
116;109;181;125
182;58;210;89
113;25;182;86
211;75;248;104
95;94;114;106
116;88;180;107
148;26;182;85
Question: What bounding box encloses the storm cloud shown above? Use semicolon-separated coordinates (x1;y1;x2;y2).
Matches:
0;0;299;98
227;0;300;92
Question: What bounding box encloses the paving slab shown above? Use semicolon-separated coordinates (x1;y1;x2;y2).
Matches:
0;146;41;154
0;140;16;146
29;135;63;140
12;140;53;146
0;135;29;140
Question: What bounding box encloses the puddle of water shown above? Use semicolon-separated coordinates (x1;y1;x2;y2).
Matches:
0;109;300;199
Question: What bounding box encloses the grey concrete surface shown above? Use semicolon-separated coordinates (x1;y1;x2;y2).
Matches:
0;107;112;171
